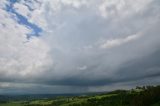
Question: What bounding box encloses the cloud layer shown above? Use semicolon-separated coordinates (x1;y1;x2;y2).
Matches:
0;0;160;94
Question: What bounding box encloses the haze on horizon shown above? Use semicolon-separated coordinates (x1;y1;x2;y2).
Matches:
0;0;160;94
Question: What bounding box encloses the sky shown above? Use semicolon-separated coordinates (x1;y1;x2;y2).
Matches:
0;0;160;94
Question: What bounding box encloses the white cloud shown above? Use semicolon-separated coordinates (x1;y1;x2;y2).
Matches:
13;3;30;18
0;1;8;8
77;65;87;71
61;0;88;8
99;0;152;18
100;33;141;49
0;6;53;80
13;0;47;30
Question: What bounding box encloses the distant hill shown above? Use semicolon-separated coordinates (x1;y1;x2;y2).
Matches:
0;85;160;106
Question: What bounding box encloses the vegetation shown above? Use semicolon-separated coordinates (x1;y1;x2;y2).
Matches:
0;85;160;106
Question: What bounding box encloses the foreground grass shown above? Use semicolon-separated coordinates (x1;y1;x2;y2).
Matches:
0;102;23;106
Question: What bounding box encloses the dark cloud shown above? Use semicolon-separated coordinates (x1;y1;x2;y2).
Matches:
0;0;160;94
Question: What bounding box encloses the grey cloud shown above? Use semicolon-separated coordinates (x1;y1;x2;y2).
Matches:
0;0;160;93
41;0;160;86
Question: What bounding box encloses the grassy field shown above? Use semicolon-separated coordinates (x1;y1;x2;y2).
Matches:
0;102;23;106
0;85;160;106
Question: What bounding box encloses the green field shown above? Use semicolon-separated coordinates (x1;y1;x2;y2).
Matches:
0;85;160;106
0;102;22;106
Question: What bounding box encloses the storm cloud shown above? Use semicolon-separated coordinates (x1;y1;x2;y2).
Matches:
0;0;160;94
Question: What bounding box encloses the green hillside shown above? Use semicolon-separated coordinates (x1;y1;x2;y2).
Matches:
0;85;160;106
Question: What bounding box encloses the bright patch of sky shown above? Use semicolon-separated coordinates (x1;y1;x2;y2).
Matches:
5;0;42;39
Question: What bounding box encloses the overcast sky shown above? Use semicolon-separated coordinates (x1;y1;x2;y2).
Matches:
0;0;160;94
